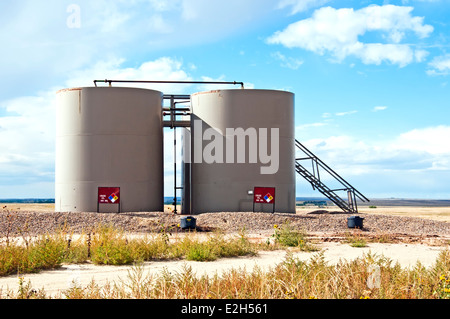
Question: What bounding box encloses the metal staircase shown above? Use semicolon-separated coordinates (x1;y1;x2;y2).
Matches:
295;139;369;213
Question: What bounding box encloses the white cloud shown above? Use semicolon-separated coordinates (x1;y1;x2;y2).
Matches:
147;14;174;34
358;43;415;67
394;125;450;155
321;110;357;118
373;106;388;112
66;56;194;93
267;4;433;67
427;54;450;76
0;90;56;197
335;110;357;116
414;49;430;62
0;0;276;97
271;51;304;69
300;125;450;174
148;0;181;12
296;125;450;198
277;0;331;14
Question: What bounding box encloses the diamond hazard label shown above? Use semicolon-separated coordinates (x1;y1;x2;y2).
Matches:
264;193;274;203
108;193;119;203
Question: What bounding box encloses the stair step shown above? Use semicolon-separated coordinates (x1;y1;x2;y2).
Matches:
295;138;369;214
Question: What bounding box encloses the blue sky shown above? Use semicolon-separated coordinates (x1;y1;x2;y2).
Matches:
1;0;450;199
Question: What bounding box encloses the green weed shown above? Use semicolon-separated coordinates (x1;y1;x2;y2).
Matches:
271;221;318;251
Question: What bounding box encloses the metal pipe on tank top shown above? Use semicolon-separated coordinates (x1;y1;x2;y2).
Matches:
93;79;245;89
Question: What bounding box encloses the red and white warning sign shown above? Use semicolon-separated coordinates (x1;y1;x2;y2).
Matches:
98;187;120;204
253;187;275;204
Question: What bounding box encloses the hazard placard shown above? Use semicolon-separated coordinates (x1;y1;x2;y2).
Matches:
98;187;120;204
253;187;275;204
253;186;275;213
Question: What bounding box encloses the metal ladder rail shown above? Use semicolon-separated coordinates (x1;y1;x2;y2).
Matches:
295;140;369;213
296;139;362;199
296;161;356;213
295;162;354;212
295;139;370;203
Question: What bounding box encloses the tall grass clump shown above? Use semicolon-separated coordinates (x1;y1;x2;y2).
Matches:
345;231;368;248
88;224;175;265
89;224;134;265
271;221;318;251
182;229;257;262
0;232;69;276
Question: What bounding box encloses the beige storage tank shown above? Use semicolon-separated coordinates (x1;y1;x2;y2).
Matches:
55;87;164;212
184;89;295;214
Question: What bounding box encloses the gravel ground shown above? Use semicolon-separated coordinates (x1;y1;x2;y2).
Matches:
1;209;450;241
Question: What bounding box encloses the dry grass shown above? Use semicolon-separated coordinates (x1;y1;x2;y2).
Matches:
4;249;449;299
1;203;450;299
0;223;271;276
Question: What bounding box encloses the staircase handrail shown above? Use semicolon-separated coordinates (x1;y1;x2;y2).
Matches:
295;139;370;203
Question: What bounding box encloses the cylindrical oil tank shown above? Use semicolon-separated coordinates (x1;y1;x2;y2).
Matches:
184;89;295;214
55;87;164;212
